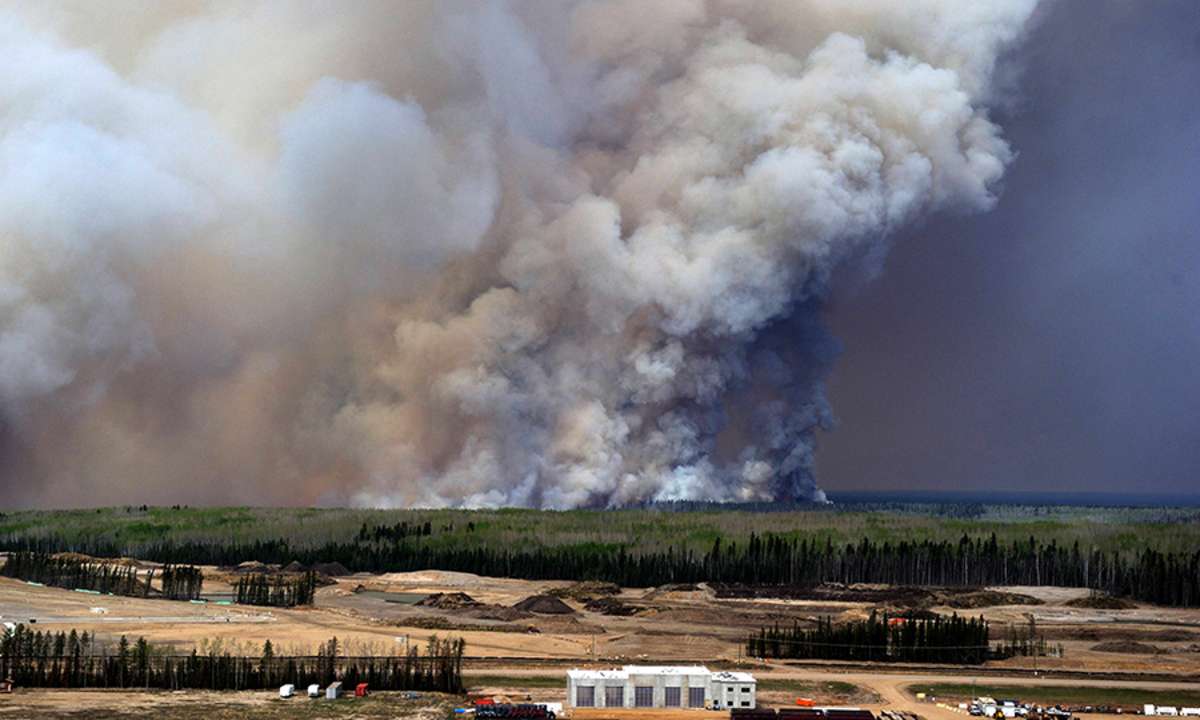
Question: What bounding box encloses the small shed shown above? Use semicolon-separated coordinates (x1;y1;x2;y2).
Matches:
355;683;369;697
279;683;295;698
307;683;321;698
326;681;343;699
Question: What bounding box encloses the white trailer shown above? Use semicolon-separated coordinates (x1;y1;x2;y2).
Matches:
307;684;321;698
279;684;295;698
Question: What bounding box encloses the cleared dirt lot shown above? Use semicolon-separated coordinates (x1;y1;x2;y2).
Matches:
5;572;1200;675
4;666;1198;718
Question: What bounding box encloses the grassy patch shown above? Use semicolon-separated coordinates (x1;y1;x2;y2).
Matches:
907;684;1200;707
463;674;566;690
758;679;878;703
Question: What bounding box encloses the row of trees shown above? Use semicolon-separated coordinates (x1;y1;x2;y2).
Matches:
7;532;1197;606
0;551;145;596
160;563;204;601
233;571;318;607
0;551;203;601
0;624;464;692
747;612;993;664
994;616;1059;659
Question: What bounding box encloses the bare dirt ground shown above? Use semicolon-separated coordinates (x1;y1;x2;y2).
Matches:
4;572;1199;717
5;573;1199;672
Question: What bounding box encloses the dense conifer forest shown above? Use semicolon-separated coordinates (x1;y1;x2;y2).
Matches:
2;505;1196;606
0;624;464;692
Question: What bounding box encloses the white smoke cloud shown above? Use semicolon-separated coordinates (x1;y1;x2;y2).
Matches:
0;0;1038;508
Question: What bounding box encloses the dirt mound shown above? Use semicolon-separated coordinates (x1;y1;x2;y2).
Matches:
1065;594;1136;609
467;605;533;621
52;552;143;567
513;594;575;614
232;560;276;574
885;608;941;620
940;589;1044;608
1037;626;1198;642
416;592;479;609
310;561;350;577
584;597;640;616
1092;640;1165;654
548;581;621;600
282;561;307;573
712;583;935;607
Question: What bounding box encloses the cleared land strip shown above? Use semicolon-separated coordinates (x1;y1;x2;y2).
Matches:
23;614;276;624
462;666;1200;691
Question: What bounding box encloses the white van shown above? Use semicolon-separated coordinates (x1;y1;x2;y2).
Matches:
279;684;295;698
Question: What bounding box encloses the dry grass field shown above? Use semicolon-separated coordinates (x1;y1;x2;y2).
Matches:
0;689;456;719
4;567;1200;673
3;561;1198;718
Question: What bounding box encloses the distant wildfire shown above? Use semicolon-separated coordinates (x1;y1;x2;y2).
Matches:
0;1;1038;507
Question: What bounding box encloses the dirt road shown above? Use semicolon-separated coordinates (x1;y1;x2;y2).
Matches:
464;664;1200;720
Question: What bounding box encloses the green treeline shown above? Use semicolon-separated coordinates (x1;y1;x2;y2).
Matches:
748;611;992;664
233;571;318;607
0;625;464;693
0;551;202;601
6;532;1197;607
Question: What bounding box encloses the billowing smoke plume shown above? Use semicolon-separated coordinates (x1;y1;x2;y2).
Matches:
0;0;1038;508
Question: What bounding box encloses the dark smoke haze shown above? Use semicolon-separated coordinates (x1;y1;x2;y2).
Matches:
10;1;1184;508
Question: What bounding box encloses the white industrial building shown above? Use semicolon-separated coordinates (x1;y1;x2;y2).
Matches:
566;665;756;710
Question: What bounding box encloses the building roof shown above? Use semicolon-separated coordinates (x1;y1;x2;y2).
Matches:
623;665;710;675
567;665;713;681
712;671;756;683
567;669;630;680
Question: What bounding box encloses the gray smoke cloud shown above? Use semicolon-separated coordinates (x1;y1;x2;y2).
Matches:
0;0;1038;508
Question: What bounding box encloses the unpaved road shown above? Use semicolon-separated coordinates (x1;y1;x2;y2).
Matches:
464;664;1200;720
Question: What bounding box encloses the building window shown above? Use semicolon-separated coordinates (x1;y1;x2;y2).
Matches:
742;686;751;692
576;686;594;707
605;686;624;708
635;686;654;707
665;687;681;707
688;687;705;708
742;701;751;707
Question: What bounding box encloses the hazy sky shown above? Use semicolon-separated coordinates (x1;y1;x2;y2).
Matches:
817;0;1200;496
